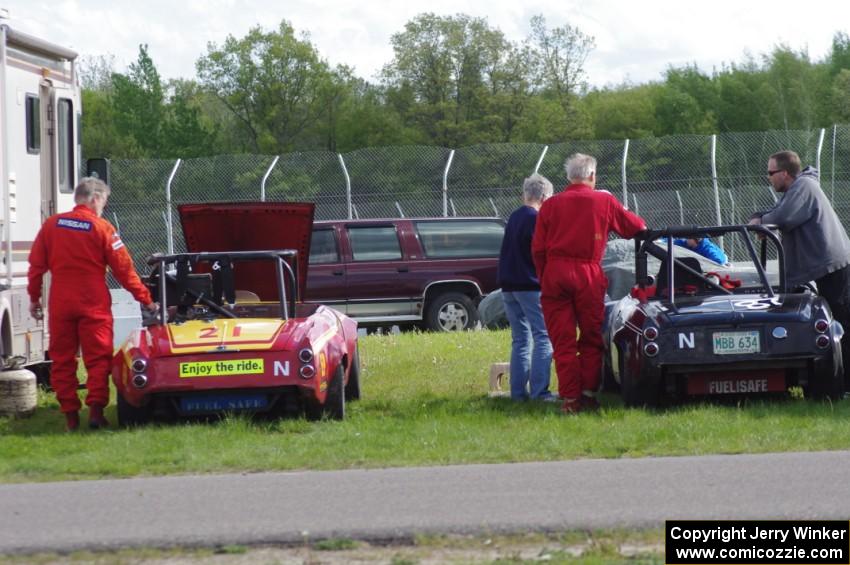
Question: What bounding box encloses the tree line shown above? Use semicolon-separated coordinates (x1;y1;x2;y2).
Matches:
79;13;850;159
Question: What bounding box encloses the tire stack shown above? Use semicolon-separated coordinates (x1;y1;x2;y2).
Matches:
0;369;37;418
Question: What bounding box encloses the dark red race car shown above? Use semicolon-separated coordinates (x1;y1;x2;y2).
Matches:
112;202;360;426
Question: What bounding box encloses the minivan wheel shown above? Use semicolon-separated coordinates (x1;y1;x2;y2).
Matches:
425;292;479;332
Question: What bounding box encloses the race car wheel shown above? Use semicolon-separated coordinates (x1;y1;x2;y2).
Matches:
806;364;844;401
344;347;361;401
620;354;660;408
116;394;152;427
425;292;479;332
324;365;346;420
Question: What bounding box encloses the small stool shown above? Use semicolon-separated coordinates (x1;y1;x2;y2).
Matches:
488;362;510;397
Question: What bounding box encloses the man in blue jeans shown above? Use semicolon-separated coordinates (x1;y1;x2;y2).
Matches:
498;173;556;401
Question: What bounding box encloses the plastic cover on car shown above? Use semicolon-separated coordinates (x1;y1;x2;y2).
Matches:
178;202;315;301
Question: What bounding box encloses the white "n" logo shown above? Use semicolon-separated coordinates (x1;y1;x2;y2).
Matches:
678;332;695;349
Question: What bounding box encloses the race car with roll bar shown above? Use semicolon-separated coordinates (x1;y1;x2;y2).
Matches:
111;202;360;425
603;223;844;407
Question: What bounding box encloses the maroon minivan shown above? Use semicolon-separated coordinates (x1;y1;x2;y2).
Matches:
306;217;504;331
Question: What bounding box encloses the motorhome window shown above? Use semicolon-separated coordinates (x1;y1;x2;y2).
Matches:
57;99;74;193
25;95;40;154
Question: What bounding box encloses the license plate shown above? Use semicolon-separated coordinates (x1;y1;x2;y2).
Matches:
712;330;760;354
687;371;785;395
179;393;268;413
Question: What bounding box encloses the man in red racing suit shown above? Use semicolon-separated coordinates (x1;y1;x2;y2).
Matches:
532;153;645;414
28;178;157;431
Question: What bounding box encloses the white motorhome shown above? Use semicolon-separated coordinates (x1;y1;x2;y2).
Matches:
0;18;80;377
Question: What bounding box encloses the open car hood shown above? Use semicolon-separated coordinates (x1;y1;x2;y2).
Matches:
178;202;315;301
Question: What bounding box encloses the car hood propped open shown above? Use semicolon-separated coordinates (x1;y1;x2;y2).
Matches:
178;202;315;301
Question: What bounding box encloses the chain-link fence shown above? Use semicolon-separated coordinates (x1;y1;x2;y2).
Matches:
105;124;850;273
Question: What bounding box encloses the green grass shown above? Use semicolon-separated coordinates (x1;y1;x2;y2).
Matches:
1;329;850;483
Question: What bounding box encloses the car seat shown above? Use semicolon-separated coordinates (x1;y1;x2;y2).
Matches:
655;256;704;295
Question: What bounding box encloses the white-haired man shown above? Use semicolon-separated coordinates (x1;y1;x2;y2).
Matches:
532;154;646;414
28;178;158;431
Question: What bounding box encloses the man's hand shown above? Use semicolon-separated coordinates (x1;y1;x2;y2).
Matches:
748;216;765;239
29;300;43;320
145;302;160;313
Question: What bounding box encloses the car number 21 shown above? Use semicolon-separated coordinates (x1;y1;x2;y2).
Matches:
198;326;242;338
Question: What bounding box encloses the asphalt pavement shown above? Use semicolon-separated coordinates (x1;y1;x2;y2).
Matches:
2;450;849;554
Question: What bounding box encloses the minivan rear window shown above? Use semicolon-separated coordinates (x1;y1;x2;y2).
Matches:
348;226;402;261
415;220;504;258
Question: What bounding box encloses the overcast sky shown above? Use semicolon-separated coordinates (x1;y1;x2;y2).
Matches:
4;0;849;88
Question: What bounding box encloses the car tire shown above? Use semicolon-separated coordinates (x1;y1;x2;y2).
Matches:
116;394;152;427
620;351;659;408
344;347;361;401
325;365;346;420
425;292;479;332
807;363;844;401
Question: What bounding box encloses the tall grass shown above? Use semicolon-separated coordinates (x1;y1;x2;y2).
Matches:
1;329;849;483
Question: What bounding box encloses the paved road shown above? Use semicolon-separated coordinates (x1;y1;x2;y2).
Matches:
2;450;849;554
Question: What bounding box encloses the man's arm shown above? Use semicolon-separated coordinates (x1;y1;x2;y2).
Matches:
609;196;646;238
27;228;48;319
101;224;154;306
760;186;814;231
531;206;549;280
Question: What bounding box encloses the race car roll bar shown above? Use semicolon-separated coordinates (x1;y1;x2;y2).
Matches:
146;250;299;324
635;224;785;306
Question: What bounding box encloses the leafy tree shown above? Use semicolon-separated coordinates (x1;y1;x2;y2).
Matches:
196;20;333;153
111;44;165;155
583;83;659;139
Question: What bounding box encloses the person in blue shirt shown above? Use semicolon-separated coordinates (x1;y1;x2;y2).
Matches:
497;174;556;402
673;237;729;265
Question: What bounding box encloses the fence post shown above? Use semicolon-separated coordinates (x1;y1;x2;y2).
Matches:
710;135;721;227
260;156;279;202
442;150;455;218
534;145;548;174
395;202;405;218
832;124;837;204
726;189;737;261
816;127;826;176
675;190;684;225
631;193;639;215
165;159;182;255
622;139;630;208
338;153;352;220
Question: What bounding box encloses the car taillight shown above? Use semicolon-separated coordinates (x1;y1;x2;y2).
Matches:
299;348;314;363
299;364;315;379
131;358;147;373
643;327;658;341
644;342;659;357
815;319;829;333
816;335;830;349
132;374;148;388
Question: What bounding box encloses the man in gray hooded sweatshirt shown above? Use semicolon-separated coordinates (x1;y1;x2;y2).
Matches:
750;149;850;391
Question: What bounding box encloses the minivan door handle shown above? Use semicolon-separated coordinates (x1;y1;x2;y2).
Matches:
332;269;344;276
397;266;409;273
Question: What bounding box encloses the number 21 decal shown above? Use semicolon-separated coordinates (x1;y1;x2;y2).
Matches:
198;326;242;338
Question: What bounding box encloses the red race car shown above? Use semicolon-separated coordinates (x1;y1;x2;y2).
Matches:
112;202;360;426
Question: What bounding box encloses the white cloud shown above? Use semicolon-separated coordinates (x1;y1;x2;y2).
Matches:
3;0;847;87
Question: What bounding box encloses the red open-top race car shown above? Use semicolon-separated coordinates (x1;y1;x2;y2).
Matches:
111;202;360;426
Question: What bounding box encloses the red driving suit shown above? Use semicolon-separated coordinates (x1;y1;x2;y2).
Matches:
532;184;645;400
27;205;152;413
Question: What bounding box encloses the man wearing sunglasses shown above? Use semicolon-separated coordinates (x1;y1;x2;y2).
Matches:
749;150;850;393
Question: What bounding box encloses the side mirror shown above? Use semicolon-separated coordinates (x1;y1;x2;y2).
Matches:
86;158;111;186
